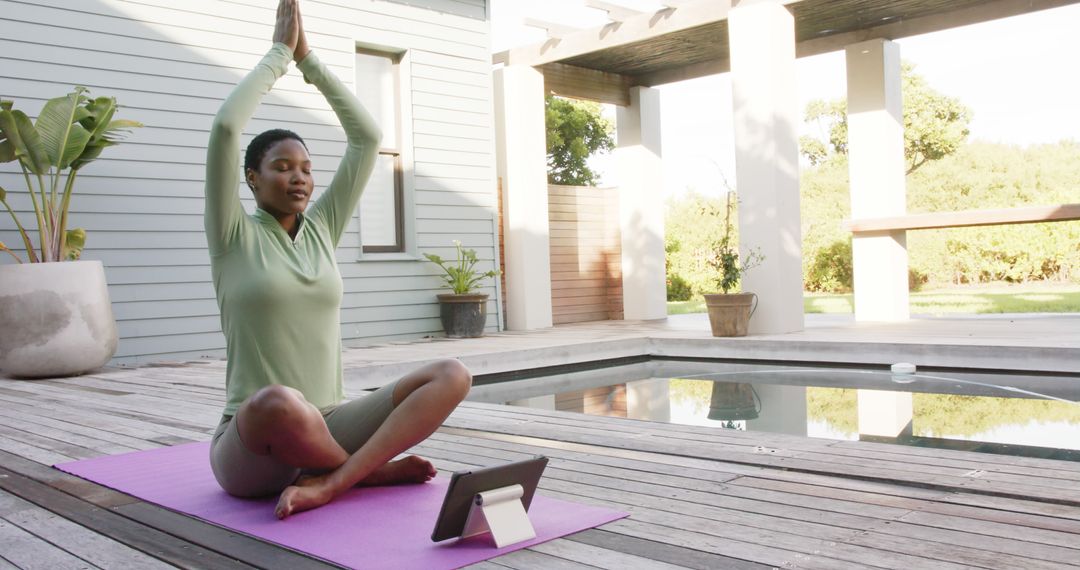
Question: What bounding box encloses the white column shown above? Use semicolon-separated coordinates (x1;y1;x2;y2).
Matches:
857;389;913;438
615;86;667;321
729;0;804;334
746;384;807;436
847;39;910;321
494;65;553;330
626;379;671;422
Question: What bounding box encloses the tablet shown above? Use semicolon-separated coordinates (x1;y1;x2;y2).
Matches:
430;455;549;542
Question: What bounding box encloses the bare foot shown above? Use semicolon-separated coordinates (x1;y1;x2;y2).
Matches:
275;474;334;520
359;455;436;487
274;457;435;520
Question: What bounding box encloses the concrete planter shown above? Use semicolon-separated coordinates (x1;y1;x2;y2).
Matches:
703;292;758;337
0;260;118;378
437;293;488;338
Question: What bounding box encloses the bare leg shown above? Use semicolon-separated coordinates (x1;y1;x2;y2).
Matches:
275;358;472;519
235;385;349;470
235;385;441;488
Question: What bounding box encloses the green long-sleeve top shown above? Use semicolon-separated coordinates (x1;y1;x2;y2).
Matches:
205;43;382;417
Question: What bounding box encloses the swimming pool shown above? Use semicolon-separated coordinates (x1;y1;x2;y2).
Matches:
468;359;1080;462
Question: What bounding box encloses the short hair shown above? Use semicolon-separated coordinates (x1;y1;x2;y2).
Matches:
244;129;309;175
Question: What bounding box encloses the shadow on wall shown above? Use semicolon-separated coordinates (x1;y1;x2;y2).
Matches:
0;0;500;365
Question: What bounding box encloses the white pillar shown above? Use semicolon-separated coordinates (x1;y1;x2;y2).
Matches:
729;0;804;334
626;379;671;422
615;86;667;321
847;39;910;321
494;65;553;330
746;384;807;436
857;389;913;438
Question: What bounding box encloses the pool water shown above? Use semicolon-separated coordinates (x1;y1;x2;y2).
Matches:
468;360;1080;461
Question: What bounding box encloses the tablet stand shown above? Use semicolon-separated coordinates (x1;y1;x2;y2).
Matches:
461;484;536;548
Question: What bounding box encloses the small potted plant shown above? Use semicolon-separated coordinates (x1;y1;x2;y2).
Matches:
0;87;142;377
703;192;764;337
424;241;500;338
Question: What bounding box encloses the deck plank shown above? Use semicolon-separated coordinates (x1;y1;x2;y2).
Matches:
0;314;1078;568
458;400;1080;476
0;388;208;443
413;438;1077;569
486;548;603;569
528;540;686;569
0;458;257;570
421;430;1080;561
565;529;774;570
0;489;170;570
435;426;1080;524
0;516;98;570
444;405;1080;504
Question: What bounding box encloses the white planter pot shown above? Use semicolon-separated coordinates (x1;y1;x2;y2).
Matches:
0;260;118;378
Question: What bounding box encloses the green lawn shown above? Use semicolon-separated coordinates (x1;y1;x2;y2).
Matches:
668;284;1080;315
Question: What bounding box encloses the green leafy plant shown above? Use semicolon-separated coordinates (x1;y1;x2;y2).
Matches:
424;240;500;295
545;95;614;186
0;87;142;263
708;192;764;294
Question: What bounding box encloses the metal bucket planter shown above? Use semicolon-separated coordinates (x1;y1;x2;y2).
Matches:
0;260;118;378
703;292;757;337
437;293;488;338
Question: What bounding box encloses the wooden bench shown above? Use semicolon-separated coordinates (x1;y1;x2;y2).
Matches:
843;203;1080;233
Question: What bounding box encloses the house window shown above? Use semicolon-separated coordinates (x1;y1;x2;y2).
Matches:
355;48;404;253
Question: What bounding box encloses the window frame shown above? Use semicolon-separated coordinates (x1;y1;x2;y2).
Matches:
355;45;412;256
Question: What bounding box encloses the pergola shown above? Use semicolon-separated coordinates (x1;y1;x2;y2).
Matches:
492;0;1079;333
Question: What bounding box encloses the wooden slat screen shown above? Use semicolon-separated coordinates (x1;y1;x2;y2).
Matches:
548;184;623;325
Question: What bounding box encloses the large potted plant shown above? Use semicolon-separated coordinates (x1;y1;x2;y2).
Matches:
424;241;500;338
0;87;142;377
703;192;764;337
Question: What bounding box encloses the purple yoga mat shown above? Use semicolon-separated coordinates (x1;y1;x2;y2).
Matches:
55;442;627;569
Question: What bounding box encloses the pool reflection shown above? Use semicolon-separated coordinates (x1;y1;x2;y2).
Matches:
470;360;1080;461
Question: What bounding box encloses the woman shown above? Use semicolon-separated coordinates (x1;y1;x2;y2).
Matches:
204;0;471;520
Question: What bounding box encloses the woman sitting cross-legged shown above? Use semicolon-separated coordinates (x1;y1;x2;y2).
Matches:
204;0;471;520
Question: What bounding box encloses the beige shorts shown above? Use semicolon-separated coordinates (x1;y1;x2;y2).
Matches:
209;381;398;497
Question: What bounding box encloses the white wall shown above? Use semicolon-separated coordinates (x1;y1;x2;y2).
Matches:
0;0;499;365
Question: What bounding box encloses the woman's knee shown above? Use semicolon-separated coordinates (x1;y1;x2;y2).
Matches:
434;358;472;399
244;384;309;423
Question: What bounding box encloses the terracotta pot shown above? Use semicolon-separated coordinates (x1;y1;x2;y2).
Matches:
437;293;489;338
0;260;118;378
703;292;757;337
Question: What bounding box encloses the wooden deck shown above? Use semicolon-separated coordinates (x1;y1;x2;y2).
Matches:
1;315;1079;568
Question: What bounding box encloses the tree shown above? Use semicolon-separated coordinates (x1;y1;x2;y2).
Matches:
545;95;614;186
800;63;972;174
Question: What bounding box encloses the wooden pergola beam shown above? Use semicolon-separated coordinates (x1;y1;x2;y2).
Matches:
542;62;632;106
496;0;738;68
843;204;1080;233
796;0;1080;60
640;0;1080;86
497;0;1080;88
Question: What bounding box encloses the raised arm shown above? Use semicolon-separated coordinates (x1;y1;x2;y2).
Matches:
299;11;382;244
204;0;299;255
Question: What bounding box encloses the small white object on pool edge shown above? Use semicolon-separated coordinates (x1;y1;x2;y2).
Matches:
891;362;916;374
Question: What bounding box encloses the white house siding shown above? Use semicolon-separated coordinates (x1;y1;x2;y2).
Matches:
0;0;499;365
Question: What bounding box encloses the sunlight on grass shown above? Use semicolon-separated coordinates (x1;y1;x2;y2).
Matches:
668;299;705;315
1017;294;1065;302
805;295;853;313
670;286;1080;315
